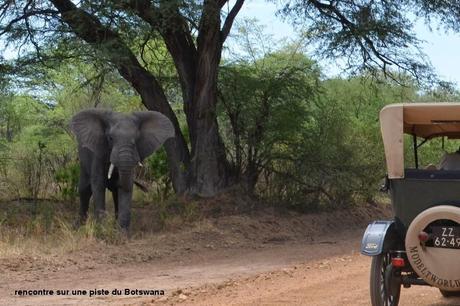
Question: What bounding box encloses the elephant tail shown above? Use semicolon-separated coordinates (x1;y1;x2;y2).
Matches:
134;179;149;193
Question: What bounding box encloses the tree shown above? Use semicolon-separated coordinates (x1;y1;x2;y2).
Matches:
279;0;453;82
218;23;321;192
0;0;452;197
0;0;245;196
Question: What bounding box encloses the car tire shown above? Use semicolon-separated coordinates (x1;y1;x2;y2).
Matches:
440;289;460;297
370;252;401;306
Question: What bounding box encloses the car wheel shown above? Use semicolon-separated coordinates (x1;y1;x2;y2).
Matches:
440;289;460;297
370;252;401;306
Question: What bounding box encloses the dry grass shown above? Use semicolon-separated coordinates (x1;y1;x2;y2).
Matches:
0;204;124;261
0;196;201;261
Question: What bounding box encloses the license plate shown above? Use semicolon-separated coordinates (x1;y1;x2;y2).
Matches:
431;226;460;249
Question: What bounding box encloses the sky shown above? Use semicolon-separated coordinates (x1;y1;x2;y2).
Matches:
236;1;460;87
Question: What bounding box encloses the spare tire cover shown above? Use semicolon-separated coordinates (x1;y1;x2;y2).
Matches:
405;205;460;291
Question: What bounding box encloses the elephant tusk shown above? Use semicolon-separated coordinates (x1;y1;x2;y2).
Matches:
138;162;143;167
108;163;115;179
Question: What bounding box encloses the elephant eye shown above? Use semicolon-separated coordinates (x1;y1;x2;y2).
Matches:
107;135;113;143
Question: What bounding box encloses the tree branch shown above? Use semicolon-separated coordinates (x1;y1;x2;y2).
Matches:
307;0;425;80
0;9;58;36
221;0;244;43
218;0;229;9
123;0;198;98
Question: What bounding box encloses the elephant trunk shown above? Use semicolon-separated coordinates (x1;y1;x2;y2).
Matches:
110;144;139;190
118;166;134;191
117;166;134;230
110;145;139;230
117;186;132;230
117;165;134;230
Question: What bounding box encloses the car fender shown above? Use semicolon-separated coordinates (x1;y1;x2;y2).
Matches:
361;220;396;256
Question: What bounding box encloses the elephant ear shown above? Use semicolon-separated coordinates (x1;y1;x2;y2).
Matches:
132;111;175;160
70;109;112;156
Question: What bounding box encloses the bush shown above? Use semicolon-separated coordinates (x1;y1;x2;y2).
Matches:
54;162;80;204
219;67;419;210
6;140;48;201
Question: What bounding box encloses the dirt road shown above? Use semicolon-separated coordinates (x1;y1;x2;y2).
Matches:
0;204;460;306
2;229;459;306
173;243;460;306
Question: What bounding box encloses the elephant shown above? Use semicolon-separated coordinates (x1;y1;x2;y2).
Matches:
70;109;174;231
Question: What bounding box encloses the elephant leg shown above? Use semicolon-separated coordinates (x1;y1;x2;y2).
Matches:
117;189;132;230
78;183;92;223
74;167;92;229
91;177;106;222
112;189;119;219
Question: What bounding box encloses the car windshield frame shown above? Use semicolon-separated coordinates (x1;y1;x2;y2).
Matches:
380;103;460;178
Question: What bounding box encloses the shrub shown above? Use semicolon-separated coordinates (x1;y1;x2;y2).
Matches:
54;162;80;204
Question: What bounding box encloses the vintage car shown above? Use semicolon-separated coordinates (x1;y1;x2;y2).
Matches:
361;103;460;306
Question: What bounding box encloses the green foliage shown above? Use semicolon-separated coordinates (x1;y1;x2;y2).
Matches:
141;148;173;201
9;139;48;201
267;77;417;209
218;27;424;209
146;148;169;180
416;82;460;103
1;99;76;201
54;162;80;204
0;12;459;218
219;44;423;210
41;61;142;112
0;59;154;201
219;48;321;192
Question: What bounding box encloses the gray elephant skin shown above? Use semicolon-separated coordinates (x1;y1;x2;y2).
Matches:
70;109;174;230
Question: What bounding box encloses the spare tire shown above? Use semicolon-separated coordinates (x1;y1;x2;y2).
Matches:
405;205;460;291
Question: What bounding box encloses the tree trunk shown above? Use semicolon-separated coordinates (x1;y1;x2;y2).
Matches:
188;90;230;196
186;1;231;196
154;0;232;196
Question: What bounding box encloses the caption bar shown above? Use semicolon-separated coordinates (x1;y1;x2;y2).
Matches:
14;288;165;297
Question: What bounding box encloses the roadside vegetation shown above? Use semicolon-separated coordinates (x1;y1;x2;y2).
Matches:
0;43;457;248
1;1;460;253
